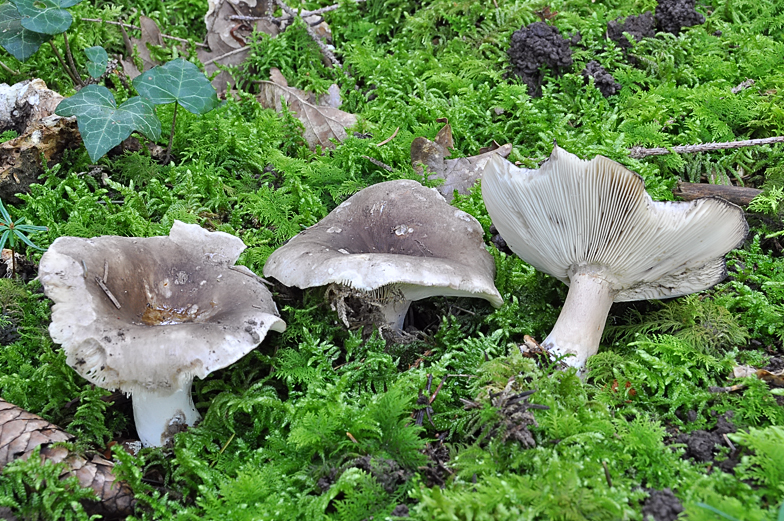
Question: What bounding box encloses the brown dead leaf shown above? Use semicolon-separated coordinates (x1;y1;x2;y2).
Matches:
732;364;784;387
199;0;277;94
412;124;513;201
257;73;357;150
756;368;784;387
0;398;135;518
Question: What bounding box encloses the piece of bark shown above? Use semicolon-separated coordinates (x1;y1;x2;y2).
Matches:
673;181;761;206
0;116;81;205
0;79;63;136
0;399;135;519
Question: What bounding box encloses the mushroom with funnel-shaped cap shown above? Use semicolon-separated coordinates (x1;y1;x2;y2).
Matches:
482;145;748;370
263;179;503;332
38;221;286;447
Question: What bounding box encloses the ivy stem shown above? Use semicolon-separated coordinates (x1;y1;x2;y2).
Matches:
164;103;178;164
49;41;79;85
61;32;84;87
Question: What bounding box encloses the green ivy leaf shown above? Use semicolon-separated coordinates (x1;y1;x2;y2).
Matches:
133;58;219;114
0;3;51;61
55;85;161;161
84;45;107;79
13;0;83;35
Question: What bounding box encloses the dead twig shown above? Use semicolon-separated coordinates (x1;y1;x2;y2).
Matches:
94;277;121;309
673;181;762;206
629;136;784;159
376;127;399;147
81;18;209;48
362;155;394;171
0;58;19;76
202;46;248;67
708;383;746;393
602;461;612;488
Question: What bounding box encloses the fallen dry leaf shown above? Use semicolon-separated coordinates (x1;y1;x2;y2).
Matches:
257;70;357;149
733;364;784;387
411;123;512;202
199;0;278;94
0;398;135;519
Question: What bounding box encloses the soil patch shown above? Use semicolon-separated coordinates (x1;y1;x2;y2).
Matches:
642;488;684;521
670;412;739;472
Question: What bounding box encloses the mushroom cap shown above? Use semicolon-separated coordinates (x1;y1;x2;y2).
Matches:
39;221;286;395
263;179;503;307
482;145;748;301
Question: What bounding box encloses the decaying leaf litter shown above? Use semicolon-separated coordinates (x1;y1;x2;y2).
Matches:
0;0;784;518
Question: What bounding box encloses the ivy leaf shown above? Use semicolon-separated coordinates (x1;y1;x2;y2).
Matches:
133;58;219;114
84;46;108;78
55;85;161;161
13;0;83;35
0;3;51;61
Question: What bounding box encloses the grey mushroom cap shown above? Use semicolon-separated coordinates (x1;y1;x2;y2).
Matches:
482;146;748;301
263;179;503;307
39;221;286;396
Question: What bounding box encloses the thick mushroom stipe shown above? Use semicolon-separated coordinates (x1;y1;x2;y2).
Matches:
482;145;748;370
264;180;502;332
39;221;286;447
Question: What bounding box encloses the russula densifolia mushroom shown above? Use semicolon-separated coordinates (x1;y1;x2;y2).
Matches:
38;221;286;447
482;145;748;370
263;179;503;332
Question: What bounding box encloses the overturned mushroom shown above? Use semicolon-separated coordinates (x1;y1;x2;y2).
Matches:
38;221;286;447
482;145;748;370
263;180;502;332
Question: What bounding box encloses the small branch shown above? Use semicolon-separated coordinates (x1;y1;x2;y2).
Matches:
629;136;784;159
274;0;341;68
164;103;178;164
376;126;399;147
673;181;762;206
81;18;209;48
361;155;393;171
102;259;108;283
602;461;612;488
229;0;365;20
0;58;19;76
708;383;746;393
94;276;121;309
722;433;736;452
61;32;84;87
202;46;248;66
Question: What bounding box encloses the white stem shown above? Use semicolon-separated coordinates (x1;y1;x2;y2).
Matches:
132;383;201;447
379;299;412;331
542;266;617;370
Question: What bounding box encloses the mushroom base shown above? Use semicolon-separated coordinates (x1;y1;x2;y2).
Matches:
541;266;617;371
327;283;412;332
132;384;201;447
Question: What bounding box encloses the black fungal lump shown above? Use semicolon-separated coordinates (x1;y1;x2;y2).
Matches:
582;61;622;97
607;11;656;50
508;21;573;97
655;0;705;35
